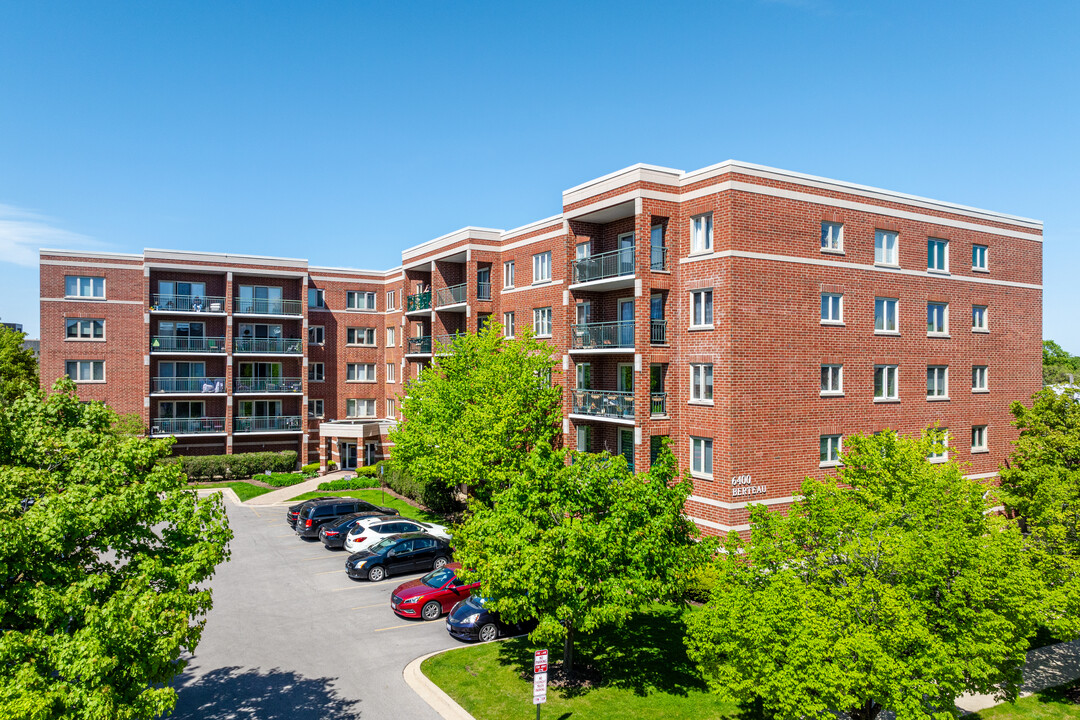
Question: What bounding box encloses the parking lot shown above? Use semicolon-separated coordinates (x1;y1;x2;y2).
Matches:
169;492;459;720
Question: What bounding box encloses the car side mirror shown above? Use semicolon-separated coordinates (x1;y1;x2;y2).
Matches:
387;550;396;557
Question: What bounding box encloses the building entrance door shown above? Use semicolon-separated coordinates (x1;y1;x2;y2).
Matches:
340;442;357;470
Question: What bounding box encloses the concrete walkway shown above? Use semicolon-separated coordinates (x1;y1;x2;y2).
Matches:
245;469;355;506
957;637;1080;712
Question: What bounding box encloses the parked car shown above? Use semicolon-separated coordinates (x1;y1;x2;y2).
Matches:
390;563;479;621
446;595;536;643
287;497;345;528
317;512;386;549
295;498;398;538
344;533;452;582
342;515;451;553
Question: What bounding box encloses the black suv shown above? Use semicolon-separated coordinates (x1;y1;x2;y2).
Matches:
345;532;453;582
295;499;398;538
287;497;345;528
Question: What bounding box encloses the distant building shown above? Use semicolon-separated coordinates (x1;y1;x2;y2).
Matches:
1;320;23;333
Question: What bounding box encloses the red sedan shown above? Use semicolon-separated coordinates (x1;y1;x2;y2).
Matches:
390;564;480;621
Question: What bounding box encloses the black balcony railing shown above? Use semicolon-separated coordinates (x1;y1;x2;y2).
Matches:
406;336;432;354
435;283;467;307
151;336;227;353
233;298;303;316
151;377;226;393
650;245;668;271
650;392;667;416
650;319;667;345
151;294;226;313
234;377;302;393
434;333;465;352
572;246;635;284
151;417;226;435
571;322;634;350
407;291;432;312
234;415;302;432
571;389;635;419
477;282;491;300
233;338;303;354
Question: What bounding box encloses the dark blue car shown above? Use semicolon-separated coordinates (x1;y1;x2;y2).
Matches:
445;595;536;643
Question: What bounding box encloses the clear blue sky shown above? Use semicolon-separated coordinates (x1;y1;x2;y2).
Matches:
1;0;1077;350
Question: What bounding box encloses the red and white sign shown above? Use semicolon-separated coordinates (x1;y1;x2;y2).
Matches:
533;650;548;704
534;649;548;674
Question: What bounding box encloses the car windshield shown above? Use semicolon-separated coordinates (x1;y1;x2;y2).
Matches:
369;538;397;553
422;568;455;588
467;596;490;609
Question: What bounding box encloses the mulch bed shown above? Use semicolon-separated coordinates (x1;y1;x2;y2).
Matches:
521;663;602;691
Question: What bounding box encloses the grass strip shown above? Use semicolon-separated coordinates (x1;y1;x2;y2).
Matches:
191;481;276;502
286;488;443;523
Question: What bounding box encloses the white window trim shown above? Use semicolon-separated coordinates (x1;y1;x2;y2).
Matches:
65;275;107;300
309;362;325;383
689;363;714;405
820;364;844;397
820;293;844;326
689;436;714;479
927;238;950;274
972;305;989;333
345;291;377;312
928;431;949;463
533;307;552;338
346;363;377;383
819;434;842;468
308;325;325;346
346;328;377;346
971;425;989;453
927;302;949;337
386;362;396;384
972;365;989;393
873;364;899;402
689;288;714;330
504;261;515;289
65;360;106;383
820;221;844;254
308;399;324;418
874;297;900;336
503;311;515;338
926;365;949;401
690;213;714;255
532;252;552;285
65;318;106;341
972;244;989;273
874;230;900;267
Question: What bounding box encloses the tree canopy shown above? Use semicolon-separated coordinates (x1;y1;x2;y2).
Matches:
388;324;562;509
0;380;232;719
452;441;704;673
0;325;38;405
685;429;1040;720
1043;339;1080;386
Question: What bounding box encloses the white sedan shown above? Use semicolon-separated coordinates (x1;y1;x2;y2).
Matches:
342;515;451;553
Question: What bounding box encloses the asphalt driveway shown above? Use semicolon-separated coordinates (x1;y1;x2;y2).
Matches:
168;492;460;719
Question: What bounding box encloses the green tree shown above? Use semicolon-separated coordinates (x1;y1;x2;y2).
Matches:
452;441;703;674
1043;339;1080;385
0;379;232;719
685;429;1040;720
0;325;38;405
388;324;561;509
999;387;1080;639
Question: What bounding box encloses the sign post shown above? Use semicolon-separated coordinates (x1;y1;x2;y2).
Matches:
533;649;548;717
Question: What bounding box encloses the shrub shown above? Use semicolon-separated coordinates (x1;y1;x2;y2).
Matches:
683;561;722;604
261;472;308;488
327;461;337;471
317;476;380;491
301;462;320;474
175;451;298;481
355;465;378;478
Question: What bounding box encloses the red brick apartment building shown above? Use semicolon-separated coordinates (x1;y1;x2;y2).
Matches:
40;160;1043;534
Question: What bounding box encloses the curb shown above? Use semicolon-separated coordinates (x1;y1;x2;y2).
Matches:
403;647;480;720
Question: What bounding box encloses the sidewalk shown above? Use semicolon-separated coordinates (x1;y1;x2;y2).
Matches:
244;469;355;506
957;637;1080;712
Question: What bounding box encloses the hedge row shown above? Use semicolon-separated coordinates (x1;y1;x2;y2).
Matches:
261;472;309;488
317;476;380;491
178;451;298;481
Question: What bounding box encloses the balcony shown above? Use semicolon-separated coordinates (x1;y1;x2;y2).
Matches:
233;298;303;316
570;389;635;423
650;245;668;272
650;319;667;345
234;415;303;433
233;338;303;354
407;291;432;313
234;377;302;393
151;336;227;353
150;417;226;436
570;246;635;291
435;283;467;309
406;336;432;355
571;322;634;352
434;332;464;352
650;392;667;417
151;294;226;313
477;282;492;301
151;377;225;394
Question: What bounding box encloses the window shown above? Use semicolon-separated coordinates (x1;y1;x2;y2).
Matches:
386;398;396;418
66;318;104;340
386;290;396;310
346;291;376;310
576;425;591;453
927;366;948;398
159;400;205;419
820;435;842;466
533;307;552;337
874;230;898;265
308;363;324;382
503;312;515;338
346;327;376;346
875;298;898;333
236;285;283;314
308;288;325;308
65;360;104;382
65;276;105;299
874;365;898;400
971;425;988;452
576;363;591;389
691;289;713;327
386;327;395;346
821;222;843;252
972;305;988;332
927;238;949;272
346;399;376;417
308;399;324;418
927;302;948;335
690;363;713;402
690;436;713;478
504;261;515;289
347;363;376;382
821;293;843;324
386;362;396;383
972;244;988;271
972;365;988;392
532;252;551;283
821;364;843;395
691;213;713;253
308;325;325;345
928;430;949;462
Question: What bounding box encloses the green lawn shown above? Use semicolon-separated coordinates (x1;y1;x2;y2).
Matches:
192;481;275;502
422;604;742;720
286;488;443;523
971;679;1080;720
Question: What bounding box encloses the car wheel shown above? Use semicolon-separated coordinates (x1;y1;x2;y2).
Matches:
432;556;448;570
421;601;441;621
368;565;385;582
478;623;498;643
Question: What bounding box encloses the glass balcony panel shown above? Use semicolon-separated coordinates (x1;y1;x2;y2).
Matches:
233;377;303;393
232;338;303;354
650;245;668;271
151;377;226;393
572;246;635;284
435;283;467;307
407;291;432;312
571;322;634;350
571;389;635;419
151;336;227;353
151;294;226;313
234;415;302;432
151;417;226;435
233;297;303;315
407;336;432;354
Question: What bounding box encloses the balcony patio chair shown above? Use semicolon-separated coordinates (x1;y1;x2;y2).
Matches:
201;381;215;393
209;301;222;312
213;420;224;432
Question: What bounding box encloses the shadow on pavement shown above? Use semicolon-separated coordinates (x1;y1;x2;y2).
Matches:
169;665;362;719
